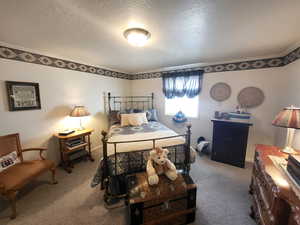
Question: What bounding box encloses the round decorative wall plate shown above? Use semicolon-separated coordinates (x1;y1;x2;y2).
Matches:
238;87;265;108
210;82;231;102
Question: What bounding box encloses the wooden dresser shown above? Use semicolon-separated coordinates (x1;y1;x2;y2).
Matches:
211;119;252;168
250;144;300;225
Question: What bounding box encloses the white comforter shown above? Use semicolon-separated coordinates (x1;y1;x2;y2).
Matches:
106;122;185;156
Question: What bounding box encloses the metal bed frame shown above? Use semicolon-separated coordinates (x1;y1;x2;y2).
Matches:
100;92;191;204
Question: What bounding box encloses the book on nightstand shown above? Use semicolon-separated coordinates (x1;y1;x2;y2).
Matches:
58;130;75;136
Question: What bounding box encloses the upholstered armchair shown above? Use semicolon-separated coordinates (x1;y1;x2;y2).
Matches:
0;133;57;219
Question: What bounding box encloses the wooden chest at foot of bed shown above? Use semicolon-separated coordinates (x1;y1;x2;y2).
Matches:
127;172;197;225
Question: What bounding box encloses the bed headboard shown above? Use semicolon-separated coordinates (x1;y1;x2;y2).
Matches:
107;92;154;113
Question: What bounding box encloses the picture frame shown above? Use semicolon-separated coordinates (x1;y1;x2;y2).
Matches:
5;81;41;111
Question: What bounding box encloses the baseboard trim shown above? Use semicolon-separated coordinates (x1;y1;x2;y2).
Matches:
91;145;102;152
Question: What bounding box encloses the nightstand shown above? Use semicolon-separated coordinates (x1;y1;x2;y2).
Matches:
54;129;94;173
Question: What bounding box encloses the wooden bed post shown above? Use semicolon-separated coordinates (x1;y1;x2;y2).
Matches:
108;92;111;112
185;123;192;175
151;93;154;109
101;130;108;190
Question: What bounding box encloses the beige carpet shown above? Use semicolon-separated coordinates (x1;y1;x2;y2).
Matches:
0;153;256;225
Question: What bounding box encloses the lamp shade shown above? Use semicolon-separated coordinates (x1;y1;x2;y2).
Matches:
70;106;90;117
272;106;300;129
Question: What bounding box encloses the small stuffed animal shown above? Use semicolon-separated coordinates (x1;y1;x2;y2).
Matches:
146;147;178;186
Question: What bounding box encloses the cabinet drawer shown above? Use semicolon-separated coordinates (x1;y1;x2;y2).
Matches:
252;176;276;224
253;163;275;206
289;206;300;225
252;191;275;225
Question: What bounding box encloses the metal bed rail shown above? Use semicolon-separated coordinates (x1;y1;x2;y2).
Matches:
107;92;154;112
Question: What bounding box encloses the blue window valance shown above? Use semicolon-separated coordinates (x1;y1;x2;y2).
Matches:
162;70;204;99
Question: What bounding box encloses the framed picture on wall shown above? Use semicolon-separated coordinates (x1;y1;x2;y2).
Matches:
5;81;41;111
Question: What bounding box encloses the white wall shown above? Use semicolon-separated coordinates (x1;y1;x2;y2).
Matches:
131;67;286;162
0;59;130;163
275;60;300;149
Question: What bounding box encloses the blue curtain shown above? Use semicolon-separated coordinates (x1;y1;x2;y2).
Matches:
162;70;204;99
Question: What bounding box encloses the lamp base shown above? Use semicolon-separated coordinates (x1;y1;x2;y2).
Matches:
77;126;85;131
77;118;85;131
282;146;297;154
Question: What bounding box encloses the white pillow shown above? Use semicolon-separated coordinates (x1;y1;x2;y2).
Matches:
128;115;144;126
121;113;148;127
135;112;148;125
120;113;131;127
0;151;20;172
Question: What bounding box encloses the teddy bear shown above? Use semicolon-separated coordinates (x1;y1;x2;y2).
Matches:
146;146;178;186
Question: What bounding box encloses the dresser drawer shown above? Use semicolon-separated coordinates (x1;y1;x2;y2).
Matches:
289;206;300;225
252;176;276;225
253;161;277;207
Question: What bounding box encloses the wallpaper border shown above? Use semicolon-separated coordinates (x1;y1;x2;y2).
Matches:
132;46;300;80
0;45;299;80
0;46;131;80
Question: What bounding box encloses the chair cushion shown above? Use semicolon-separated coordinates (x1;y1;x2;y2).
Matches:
0;160;54;192
0;151;20;172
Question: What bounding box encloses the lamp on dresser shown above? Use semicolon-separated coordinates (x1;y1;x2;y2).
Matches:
70;106;90;130
272;106;300;154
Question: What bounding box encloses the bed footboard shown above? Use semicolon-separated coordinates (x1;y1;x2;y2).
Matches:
100;124;192;205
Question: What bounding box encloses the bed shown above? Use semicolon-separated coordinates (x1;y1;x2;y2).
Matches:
91;93;195;205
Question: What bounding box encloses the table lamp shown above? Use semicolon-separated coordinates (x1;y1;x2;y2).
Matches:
272;106;300;154
70;106;90;130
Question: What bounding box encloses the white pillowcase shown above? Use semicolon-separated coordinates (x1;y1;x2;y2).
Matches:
120;113;131;127
0;151;20;172
121;112;148;127
128;115;144;126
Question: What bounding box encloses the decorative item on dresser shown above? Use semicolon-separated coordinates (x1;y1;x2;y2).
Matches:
272;106;300;154
54;129;94;173
127;172;197;225
249;144;300;225
0;133;57;219
211;119;252;168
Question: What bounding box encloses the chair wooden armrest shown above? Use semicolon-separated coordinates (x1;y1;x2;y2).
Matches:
22;147;47;152
22;147;47;160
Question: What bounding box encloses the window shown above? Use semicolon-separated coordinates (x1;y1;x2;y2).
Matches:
165;95;198;118
162;70;203;118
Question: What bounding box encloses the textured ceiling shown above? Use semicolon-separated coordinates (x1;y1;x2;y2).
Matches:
0;0;300;73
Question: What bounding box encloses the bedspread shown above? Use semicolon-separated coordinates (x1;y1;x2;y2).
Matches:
91;122;195;187
107;122;185;156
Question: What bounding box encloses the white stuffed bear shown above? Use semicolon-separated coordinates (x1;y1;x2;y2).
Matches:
146;147;178;186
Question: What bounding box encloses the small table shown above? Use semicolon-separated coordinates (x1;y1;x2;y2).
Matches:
54;129;94;173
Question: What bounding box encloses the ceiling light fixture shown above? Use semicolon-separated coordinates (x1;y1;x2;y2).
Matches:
123;28;151;47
